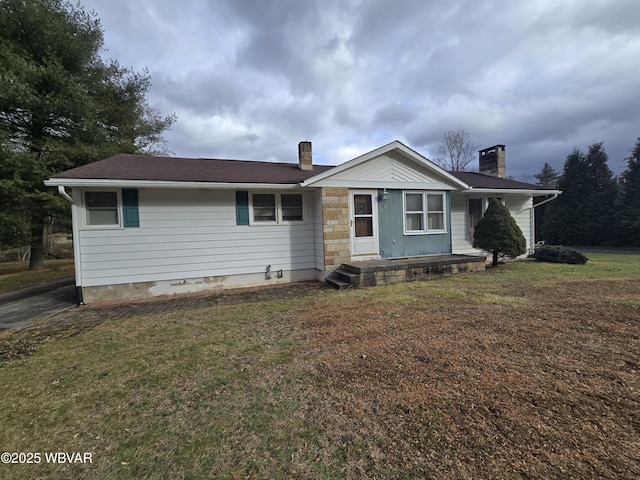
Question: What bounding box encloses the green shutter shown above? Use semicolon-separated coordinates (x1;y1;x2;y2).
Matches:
236;191;249;225
122;189;140;227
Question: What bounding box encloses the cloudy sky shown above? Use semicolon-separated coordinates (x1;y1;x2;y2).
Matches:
80;0;639;179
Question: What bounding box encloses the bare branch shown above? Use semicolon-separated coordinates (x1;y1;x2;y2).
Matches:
436;129;478;171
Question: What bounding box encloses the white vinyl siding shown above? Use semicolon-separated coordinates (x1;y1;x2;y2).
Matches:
77;189;318;287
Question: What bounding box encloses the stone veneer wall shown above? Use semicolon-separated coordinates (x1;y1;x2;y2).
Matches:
321;187;351;269
346;257;486;287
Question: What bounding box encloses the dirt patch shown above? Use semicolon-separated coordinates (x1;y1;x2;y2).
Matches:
299;279;640;478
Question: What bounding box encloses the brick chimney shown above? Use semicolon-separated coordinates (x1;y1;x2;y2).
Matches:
298;141;313;170
479;145;506;178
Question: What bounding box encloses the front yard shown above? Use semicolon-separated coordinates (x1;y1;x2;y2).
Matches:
0;254;639;479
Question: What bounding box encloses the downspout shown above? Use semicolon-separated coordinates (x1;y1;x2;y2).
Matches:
57;185;73;203
57;186;84;305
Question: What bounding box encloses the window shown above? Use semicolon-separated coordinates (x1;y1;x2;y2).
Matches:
427;194;444;231
253;194;277;222
281;194;303;221
468;198;483;229
354;194;374;237
84;189;139;228
403;191;446;234
467;197;504;230
250;192;305;224
85;191;119;226
405;193;424;232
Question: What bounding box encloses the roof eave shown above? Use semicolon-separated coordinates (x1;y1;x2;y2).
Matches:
461;188;562;195
44;178;305;190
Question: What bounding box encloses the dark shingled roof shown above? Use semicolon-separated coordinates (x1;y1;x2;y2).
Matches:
449;171;552;190
51;154;335;184
51;154;553;191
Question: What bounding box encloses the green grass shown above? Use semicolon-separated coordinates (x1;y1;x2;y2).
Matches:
0;254;639;479
0;259;74;293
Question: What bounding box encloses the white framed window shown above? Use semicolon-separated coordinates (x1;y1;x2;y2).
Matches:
252;193;277;222
427;193;445;231
85;190;120;227
281;193;304;221
404;192;424;233
250;192;305;224
403;191;446;234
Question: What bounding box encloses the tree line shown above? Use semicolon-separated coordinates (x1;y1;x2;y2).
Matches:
536;138;640;247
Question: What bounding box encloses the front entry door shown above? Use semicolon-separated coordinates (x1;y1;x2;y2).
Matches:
350;191;379;256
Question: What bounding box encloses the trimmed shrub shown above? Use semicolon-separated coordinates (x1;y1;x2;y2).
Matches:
473;198;527;266
531;245;588;264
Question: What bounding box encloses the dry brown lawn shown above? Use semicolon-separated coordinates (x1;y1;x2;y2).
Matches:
1;255;639;479
299;277;640;478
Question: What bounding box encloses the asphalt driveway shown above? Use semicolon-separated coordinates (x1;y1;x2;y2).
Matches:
0;276;77;332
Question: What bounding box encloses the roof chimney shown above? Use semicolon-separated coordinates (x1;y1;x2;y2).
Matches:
479;145;506;178
298;141;313;170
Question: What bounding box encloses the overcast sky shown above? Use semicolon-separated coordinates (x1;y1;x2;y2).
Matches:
79;0;640;179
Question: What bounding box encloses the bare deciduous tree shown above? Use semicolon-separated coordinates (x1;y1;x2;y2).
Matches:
436;129;478;171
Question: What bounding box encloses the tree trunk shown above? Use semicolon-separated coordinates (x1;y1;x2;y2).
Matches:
28;216;45;270
492;250;499;267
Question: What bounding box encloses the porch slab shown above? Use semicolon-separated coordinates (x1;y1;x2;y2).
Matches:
331;254;486;288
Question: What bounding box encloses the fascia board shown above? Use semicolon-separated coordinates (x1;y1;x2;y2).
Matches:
44;178;303;190
306;179;461;190
460;188;562;195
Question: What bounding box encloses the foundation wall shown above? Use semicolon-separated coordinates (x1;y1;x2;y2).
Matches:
81;268;317;303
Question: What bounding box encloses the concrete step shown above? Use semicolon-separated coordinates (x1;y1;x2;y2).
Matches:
325;272;352;290
333;268;360;283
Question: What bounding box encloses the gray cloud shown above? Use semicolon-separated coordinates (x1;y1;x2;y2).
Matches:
79;0;640;179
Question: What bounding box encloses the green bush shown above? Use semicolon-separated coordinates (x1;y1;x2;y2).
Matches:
531;245;588;264
473;198;527;266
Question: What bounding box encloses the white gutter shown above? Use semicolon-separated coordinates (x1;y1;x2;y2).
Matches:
44;178;303;190
462;188;561;196
533;193;559;208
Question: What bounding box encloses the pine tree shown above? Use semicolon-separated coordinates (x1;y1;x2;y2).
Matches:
532;162;560;242
534;163;560;187
0;0;175;268
620;137;640;245
473;198;527;266
542;143;617;246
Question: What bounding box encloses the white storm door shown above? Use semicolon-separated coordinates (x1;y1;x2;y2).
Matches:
350;191;379;255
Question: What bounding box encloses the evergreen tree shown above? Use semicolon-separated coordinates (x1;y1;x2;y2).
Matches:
534;163;560;187
620;137;640;245
532;162;560;242
0;0;175;269
473;198;527;266
542;142;617;246
583;142;618;245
